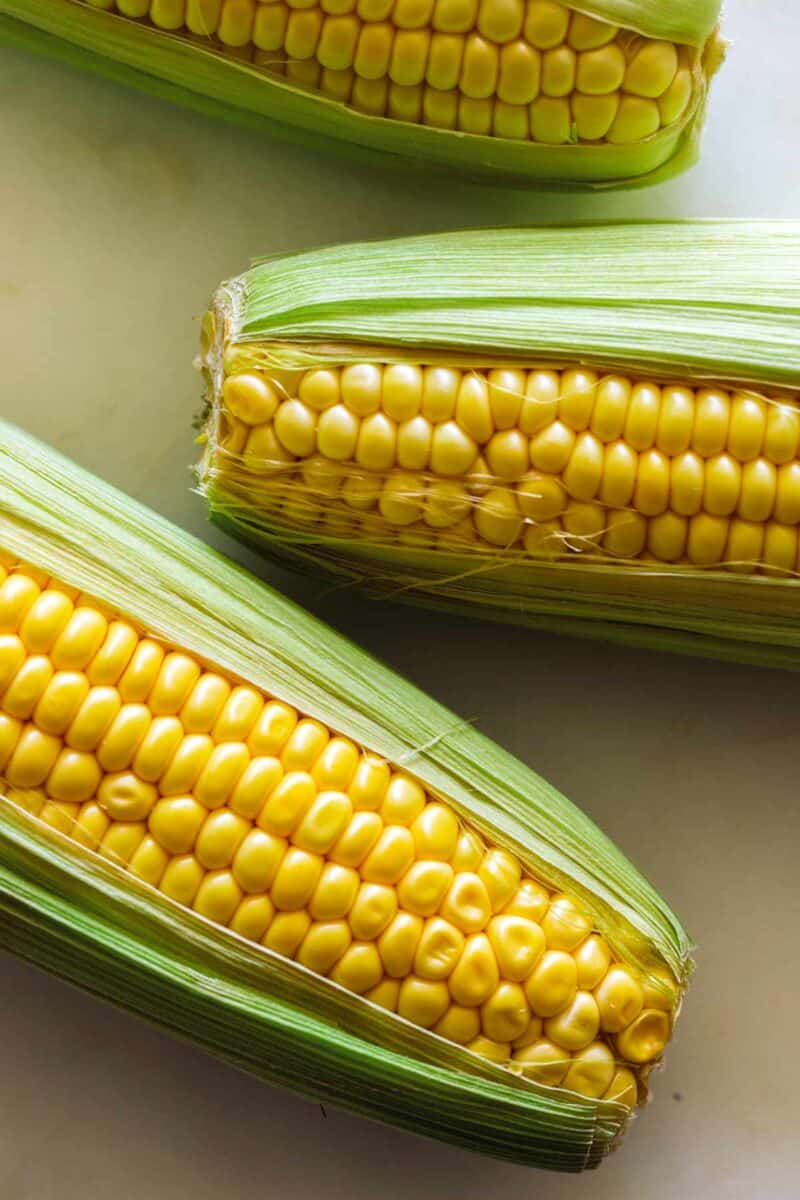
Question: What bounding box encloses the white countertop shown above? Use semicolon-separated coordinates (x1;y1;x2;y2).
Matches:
2;2;799;1196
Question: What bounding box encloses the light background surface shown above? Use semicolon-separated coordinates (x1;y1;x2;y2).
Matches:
1;2;799;1197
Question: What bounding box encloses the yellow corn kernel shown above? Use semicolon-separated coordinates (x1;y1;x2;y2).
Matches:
478;847;521;912
293;789;353;854
179;678;229;738
541;894;592;951
364;977;400;1010
38;799;79;837
149;795;206;855
229;894;276;942
222;374;279;426
616;1008;670;1063
5;726;60;789
575;43;625;94
329;810;383;867
487;914;545;981
308;861;360;919
703;454;741;517
687;513;730;566
193;869;244;923
624;40;678;99
599;442;637;508
634;449;670;517
604;1065;639;1108
19;590;73;654
87;621;138;686
398;975;450;1027
517;474;565;522
258;771;316;836
530;421;576;473
657;386;694;456
433;1004;482;1044
97;771;158;822
397;859;454;915
316;405;360;461
348;880;398;939
692;389;730;457
0;573;41;634
361;825;415;883
3;655;54;720
571;93;618;140
297;919;352;973
763;523;799;576
590;377;630;443
602;510;647;559
563;432;603;501
330;941;384;991
195;808;251;869
568;13;617;50
739;458;776;523
0;636;25;695
155;734;212;796
46;748;102;803
670;451;704;516
213;686;264;744
607;95;660;144
513;1037;569;1085
511;1015;544;1050
728;393;767;461
544;989;600;1050
481;981;530;1041
98;819;146;865
529;95;571;143
594;964;645;1033
525;948;578;1017
270;846;324;909
414;915;465;979
725;519;764;575
263;910;312;957
503;878;549;923
228;755;283;819
648;512;688;563
160;855;205;906
66;687;122;753
563;1040;615;1097
118;639;164;704
764;402;800;465
128;835;169;886
448;931;499;1005
232;828;287;892
572;934;611;989
774;463;800;525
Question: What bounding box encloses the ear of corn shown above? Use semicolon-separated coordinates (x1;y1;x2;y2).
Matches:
0;0;725;189
198;219;800;671
0;419;689;1170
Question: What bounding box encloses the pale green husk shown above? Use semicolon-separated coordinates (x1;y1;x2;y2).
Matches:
0;0;725;190
200;220;800;671
0;419;690;1170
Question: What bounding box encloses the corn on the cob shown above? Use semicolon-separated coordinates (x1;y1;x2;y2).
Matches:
198;220;800;670
0;419;689;1169
0;0;725;187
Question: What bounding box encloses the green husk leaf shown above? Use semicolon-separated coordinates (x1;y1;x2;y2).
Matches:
200;220;800;670
0;419;690;1169
228;222;800;390
0;0;724;190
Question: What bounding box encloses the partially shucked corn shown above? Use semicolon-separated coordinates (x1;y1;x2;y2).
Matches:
0;0;725;187
198;220;800;670
0;419;690;1170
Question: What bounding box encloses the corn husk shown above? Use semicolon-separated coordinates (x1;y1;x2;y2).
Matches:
0;419;690;1170
0;0;725;190
199;220;800;671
